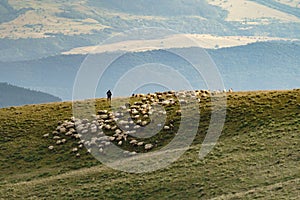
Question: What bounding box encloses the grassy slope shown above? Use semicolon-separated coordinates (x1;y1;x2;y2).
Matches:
0;90;299;199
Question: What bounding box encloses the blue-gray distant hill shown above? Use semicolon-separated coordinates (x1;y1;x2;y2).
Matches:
0;41;299;100
209;41;300;90
0;0;32;23
0;83;61;108
87;0;227;18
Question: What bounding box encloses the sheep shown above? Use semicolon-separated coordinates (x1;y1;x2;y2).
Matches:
129;151;137;156
65;131;73;136
73;134;80;139
52;130;59;135
176;110;182;115
158;110;167;115
53;136;60;140
69;128;76;133
48;145;54;150
130;139;138;145
141;97;147;102
59;127;67;134
141;121;148;126
201;93;208;98
76;125;85;132
118;120;128;125
179;99;187;104
134;125;141;129
66;122;75;129
104;124;111;130
145;144;154;150
131;109;139;115
166;93;174;98
81;119;89;124
143;114;149;119
137;142;144;146
98;110;108;115
162;100;170;106
70;116;76;122
100;114;109;120
90;127;97;134
104;119;114;124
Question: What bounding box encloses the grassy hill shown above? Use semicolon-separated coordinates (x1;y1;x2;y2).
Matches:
0;89;299;199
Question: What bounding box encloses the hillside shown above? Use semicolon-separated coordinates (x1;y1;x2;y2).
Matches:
249;0;300;18
0;0;31;23
87;0;226;18
1;0;300;62
0;82;61;108
0;89;299;199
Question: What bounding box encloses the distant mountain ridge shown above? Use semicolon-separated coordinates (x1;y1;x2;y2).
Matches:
0;0;300;62
87;0;227;18
0;82;61;108
0;41;299;100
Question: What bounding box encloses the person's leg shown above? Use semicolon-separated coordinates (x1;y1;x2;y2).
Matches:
108;97;111;107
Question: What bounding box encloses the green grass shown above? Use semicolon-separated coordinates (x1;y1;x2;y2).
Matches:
0;90;299;199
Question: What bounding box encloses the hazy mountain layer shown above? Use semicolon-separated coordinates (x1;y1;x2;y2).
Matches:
0;41;299;100
0;82;61;108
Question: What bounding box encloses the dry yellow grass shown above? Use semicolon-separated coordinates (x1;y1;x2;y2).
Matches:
207;0;300;22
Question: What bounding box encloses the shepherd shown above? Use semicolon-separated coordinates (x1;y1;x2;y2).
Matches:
106;90;112;103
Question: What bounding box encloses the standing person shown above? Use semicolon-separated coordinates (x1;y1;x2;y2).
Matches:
106;90;112;103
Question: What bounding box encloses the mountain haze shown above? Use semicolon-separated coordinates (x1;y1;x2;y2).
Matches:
0;82;61;108
1;41;299;100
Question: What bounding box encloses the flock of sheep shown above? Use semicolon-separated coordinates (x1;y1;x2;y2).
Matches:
45;89;231;157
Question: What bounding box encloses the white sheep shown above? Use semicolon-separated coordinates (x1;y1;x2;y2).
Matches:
145;144;153;150
48;146;54;150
